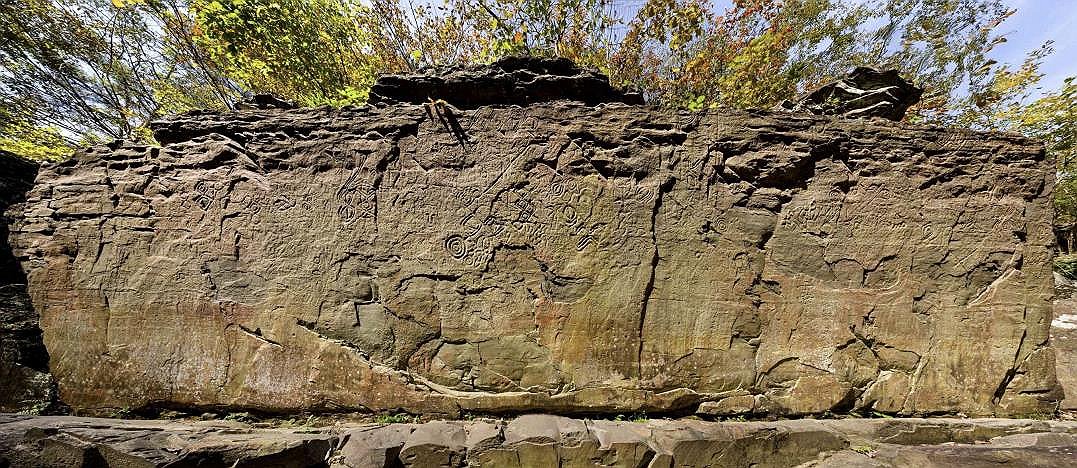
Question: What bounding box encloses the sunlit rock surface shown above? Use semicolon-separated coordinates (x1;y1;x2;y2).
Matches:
9;59;1060;417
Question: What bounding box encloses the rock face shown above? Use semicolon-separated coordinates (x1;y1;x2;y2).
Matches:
10;60;1060;418
3;414;1077;467
777;67;923;121
0;151;57;413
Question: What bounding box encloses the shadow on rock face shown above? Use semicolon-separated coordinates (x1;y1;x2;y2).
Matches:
0;150;62;414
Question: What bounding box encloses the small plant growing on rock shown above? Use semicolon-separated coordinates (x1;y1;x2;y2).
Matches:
17;402;49;416
851;444;877;456
1021;412;1056;421
223;412;255;423
375;413;416;424
279;415;318;428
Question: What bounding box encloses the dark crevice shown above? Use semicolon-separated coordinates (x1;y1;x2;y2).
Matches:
636;176;675;379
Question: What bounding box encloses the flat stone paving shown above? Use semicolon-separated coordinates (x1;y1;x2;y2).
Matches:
2;413;1076;467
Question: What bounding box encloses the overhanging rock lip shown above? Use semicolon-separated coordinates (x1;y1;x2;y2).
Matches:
143;102;1047;152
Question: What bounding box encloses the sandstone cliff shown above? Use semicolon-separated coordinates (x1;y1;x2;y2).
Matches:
8;59;1061;418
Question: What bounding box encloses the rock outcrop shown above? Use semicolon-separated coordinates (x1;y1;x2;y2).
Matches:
9;60;1060;418
777;67;923;120
3;414;1077;467
368;56;644;108
0;151;57;414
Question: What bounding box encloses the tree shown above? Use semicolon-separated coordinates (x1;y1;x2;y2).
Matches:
605;0;1046;120
0;0;1068;165
1004;77;1077;246
0;104;70;161
138;0;245;114
188;0;380;105
0;0;158;144
0;0;237;160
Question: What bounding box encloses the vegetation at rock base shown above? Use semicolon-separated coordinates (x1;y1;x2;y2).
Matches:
1056;255;1077;280
0;0;1072;224
375;412;421;424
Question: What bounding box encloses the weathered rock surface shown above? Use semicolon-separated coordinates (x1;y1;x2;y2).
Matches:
2;414;1077;467
0;414;337;467
777;67;923;121
10;61;1059;417
0;151;57;414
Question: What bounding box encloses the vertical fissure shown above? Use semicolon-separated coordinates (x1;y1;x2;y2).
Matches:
637;177;674;379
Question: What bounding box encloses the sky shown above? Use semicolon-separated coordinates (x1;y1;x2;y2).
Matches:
610;0;1076;97
994;0;1077;95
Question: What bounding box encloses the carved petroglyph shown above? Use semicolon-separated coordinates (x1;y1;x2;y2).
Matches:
336;167;379;224
272;195;296;212
191;180;217;211
13;72;1059;418
444;234;468;259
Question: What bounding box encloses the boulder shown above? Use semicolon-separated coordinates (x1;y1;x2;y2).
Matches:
9;61;1059;417
777;67;923;120
368;56;643;108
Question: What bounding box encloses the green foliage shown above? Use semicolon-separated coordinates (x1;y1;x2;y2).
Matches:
15;401;51;416
0;0;235;160
468;0;621;67
848;0;1021;123
607;0;1044;117
0;106;72;161
190;0;379;106
851;444;877;455
1005;77;1077;226
611;412;649;422
0;0;156;140
375;412;417;424
1055;255;1077;280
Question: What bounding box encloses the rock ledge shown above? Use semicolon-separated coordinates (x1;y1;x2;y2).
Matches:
2;414;1077;467
368;56;644;108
